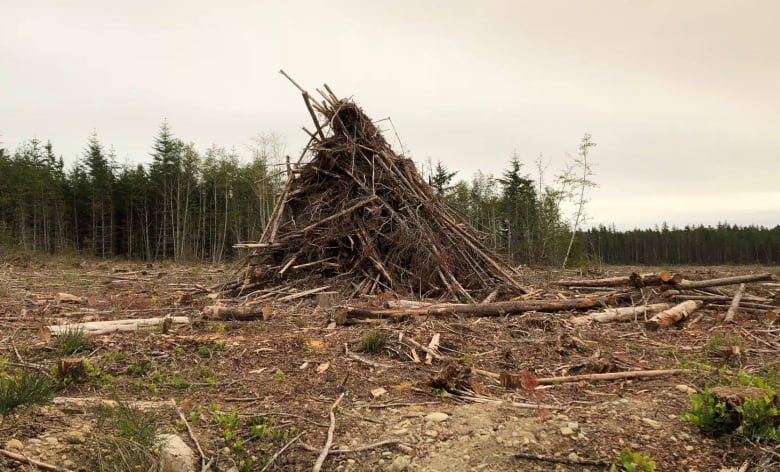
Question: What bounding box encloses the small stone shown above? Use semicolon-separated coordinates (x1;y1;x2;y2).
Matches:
560;426;575;436
386;455;411;472
568;452;579;462
567;422;579;431
5;439;23;451
642;418;662;429
28;438;42;445
676;384;696;394
424;412;449;422
371;387;387;398
64;432;86;444
685;445;694;452
45;437;59;445
347;459;356;465
63;460;76;469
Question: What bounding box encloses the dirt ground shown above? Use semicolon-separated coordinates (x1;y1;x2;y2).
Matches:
1;254;779;471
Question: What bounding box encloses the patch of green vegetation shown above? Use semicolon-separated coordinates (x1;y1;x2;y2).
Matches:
193;364;217;386
91;397;161;472
0;371;56;415
172;346;185;356
610;449;656;471
197;340;228;358
274;372;286;383
84;361;115;389
166;374;190;389
102;351;128;362
54;325;91;356
356;330;387;353
684;388;780;442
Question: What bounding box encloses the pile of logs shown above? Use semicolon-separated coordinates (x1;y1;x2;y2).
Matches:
223;76;523;302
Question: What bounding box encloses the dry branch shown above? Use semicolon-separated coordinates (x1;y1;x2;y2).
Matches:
644;300;703;330
476;368;695;385
0;449;75;472
313;392;345;472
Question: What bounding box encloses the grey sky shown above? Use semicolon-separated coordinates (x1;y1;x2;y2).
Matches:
2;0;778;230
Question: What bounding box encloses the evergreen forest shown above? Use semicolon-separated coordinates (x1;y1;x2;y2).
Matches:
2;127;779;266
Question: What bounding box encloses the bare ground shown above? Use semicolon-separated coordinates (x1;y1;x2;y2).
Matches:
1;255;779;471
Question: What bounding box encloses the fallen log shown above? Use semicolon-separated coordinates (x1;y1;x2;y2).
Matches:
676;273;775;290
203;304;271;320
723;283;746;323
570;303;671;326
43;316;190;336
555;271;682;288
474;368;695;385
644;300;703;330
335;297;614;324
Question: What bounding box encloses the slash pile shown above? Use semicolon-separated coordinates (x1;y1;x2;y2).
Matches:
225;84;523;301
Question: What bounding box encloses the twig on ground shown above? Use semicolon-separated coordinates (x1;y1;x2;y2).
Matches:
172;399;210;471
515;451;610;467
312;392;345;472
260;431;305;472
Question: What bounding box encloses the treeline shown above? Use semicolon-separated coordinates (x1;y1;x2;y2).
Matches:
0;124;283;262
2;129;778;266
580;224;780;265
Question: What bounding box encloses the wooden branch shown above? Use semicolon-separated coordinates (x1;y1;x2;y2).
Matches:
515;451;610;467
570;303;671;326
232;242;283;249
300;196;379;234
312;392;345;472
260;432;305;472
476;368;695;385
723;283;746;324
0;448;76;472
644;300;703;330
676;273;775;290
172;399;209;471
44;316;190;336
299;439;401;454
335;297;609;324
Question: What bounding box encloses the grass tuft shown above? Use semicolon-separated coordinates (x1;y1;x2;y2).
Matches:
91;397;162;472
0;371;56;415
356;330;387;353
54;325;91;356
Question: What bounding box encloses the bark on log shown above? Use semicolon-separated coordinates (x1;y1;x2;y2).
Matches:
570;303;672;326
335;297;611;324
723;283;746;323
676;273;775;290
44;316;190;336
555;271;682;288
203;305;266;320
644;300;703;330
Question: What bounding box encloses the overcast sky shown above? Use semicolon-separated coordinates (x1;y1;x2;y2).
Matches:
2;0;778;230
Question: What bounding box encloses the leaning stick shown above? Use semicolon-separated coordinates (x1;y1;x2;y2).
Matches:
0;448;75;472
312;392;345;472
172;399;210;472
723;283;746;324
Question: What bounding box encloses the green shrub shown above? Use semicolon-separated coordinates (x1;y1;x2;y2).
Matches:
0;371;56;415
684;389;780;441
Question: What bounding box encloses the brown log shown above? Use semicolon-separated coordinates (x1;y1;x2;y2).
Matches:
334;297;610;324
676;273;775;290
644;300;703;330
570;303;672;326
723;283;746;323
203;304;264;320
555;271;682;288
